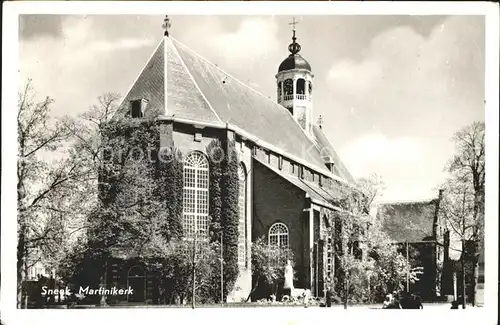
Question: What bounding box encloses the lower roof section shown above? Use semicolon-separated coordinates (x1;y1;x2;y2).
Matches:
253;157;343;211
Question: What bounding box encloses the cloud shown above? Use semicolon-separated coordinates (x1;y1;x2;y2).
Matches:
89;38;155;53
20;15;64;40
212;18;280;67
19;16;156;117
340;133;425;176
324;16;484;137
180;17;280;75
322;16;484;200
327;59;382;93
340;133;446;201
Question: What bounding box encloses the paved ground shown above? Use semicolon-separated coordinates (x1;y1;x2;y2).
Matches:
42;301;484;309
348;302;452;309
73;302;479;309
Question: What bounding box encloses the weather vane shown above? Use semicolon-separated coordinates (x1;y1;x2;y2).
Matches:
162;15;171;37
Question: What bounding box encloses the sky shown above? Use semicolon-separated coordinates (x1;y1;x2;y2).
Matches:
18;14;485;201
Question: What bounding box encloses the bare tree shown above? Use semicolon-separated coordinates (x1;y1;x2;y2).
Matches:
357;173;386;210
333;174;419;308
333;176;376;308
440;176;475;308
441;121;485;307
17;80;89;308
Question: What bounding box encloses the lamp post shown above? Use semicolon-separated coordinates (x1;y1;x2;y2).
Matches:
461;209;466;309
461;240;466;309
220;232;224;306
192;232;197;309
406;241;410;292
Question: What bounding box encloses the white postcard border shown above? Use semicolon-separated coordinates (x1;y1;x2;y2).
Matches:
2;2;498;325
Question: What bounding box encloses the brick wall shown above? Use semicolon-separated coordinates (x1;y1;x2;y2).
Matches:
106;259;156;304
252;160;309;289
169;124;222;155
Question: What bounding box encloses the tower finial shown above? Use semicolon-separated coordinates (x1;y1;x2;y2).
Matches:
318;115;323;129
162;15;171;37
288;17;301;55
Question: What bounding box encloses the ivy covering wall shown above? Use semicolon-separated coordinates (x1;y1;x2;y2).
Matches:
220;139;240;299
207;138;240;301
76;120;243;304
156;146;184;241
207;139;223;242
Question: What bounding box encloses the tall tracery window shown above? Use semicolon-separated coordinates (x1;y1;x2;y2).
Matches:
268;222;289;248
238;163;247;267
183;151;209;238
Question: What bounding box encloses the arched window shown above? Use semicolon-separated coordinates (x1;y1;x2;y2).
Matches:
127;266;146;302
283;79;293;96
238;163;247;267
183;151;209;238
268;222;289;248
308;81;313;96
296;78;306;95
128;265;145;277
277;81;283;100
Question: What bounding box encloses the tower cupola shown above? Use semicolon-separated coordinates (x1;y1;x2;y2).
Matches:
276;18;314;136
278;26;311;72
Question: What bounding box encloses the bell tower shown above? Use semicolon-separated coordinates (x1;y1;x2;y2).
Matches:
276;17;314;136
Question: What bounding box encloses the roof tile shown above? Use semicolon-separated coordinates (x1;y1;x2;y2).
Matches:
117;40;165;117
376;200;438;243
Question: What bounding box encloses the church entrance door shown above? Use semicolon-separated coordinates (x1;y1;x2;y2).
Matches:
127;266;146;303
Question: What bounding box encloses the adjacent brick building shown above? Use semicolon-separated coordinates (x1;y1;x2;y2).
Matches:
371;194;445;300
371;190;484;302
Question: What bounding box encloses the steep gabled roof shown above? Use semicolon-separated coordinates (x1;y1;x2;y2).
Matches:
117;39;222;124
117;36;356;186
117;40;165;118
374;199;438;243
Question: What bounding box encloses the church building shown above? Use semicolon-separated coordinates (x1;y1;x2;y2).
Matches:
105;18;359;304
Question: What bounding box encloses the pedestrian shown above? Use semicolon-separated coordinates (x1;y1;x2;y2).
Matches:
326;287;333;307
303;289;311;308
382;293;392;309
47;274;56;305
382;293;401;309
